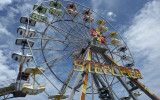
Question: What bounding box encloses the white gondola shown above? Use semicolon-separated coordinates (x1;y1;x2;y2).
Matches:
22;83;45;95
17;26;36;38
118;46;127;52
66;3;77;11
124;63;134;68
25;53;33;63
20;16;36;26
83;15;94;23
99;26;108;33
28;28;36;37
67;9;78;17
15;38;34;47
17;26;26;36
49;7;62;16
82;10;92;16
22;67;46;95
49;1;61;9
111;38;121;46
133;91;142;97
109;32;118;38
33;5;47;14
12;52;33;63
121;55;131;60
96;20;106;26
48;94;68;99
24;67;45;74
31;11;47;22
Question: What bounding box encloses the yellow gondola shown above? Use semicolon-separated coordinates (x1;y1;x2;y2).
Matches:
33;5;47;14
31;11;47;22
99;26;108;33
22;83;45;95
96;20;106;26
22;67;45;95
109;32;118;38
49;7;62;17
111;38;121;46
49;1;61;9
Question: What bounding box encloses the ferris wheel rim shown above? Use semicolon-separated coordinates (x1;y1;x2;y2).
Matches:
22;0;138;99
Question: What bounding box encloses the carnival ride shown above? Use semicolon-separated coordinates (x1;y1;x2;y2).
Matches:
0;0;159;100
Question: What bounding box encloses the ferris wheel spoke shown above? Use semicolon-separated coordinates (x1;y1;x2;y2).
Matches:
110;76;116;86
41;16;56;35
94;53;117;98
39;30;81;49
40;46;83;67
46;52;73;71
94;52;122;99
28;37;83;43
66;42;84;49
55;19;87;40
31;15;84;40
101;74;116;99
76;5;90;38
42;4;88;40
24;48;74;51
40;38;81;54
60;4;89;39
57;21;84;47
48;58;70;70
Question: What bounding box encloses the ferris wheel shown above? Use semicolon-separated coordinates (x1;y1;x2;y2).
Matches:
1;0;159;100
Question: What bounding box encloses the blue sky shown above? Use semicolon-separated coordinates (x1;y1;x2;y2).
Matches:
0;0;160;100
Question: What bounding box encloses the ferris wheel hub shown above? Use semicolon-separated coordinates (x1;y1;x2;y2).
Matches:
90;45;107;53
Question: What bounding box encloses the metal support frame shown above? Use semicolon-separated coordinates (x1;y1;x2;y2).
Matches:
69;72;83;100
90;46;115;100
129;78;160;100
60;69;75;94
101;53;160;100
68;45;159;100
101;53;138;100
92;73;114;100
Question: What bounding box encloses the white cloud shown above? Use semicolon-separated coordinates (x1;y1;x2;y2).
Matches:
91;0;118;22
0;0;12;10
0;50;16;81
123;0;160;98
91;0;120;10
0;24;11;35
107;11;116;21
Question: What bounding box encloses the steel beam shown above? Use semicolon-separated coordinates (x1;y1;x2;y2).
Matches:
129;78;160;100
101;53;138;100
60;69;75;94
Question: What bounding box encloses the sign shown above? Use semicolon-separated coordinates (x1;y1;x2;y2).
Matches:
74;59;143;79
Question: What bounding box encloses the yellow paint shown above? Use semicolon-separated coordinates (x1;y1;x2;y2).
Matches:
73;59;84;72
103;64;112;75
74;59;143;79
94;62;103;74
96;20;106;26
80;50;91;100
134;69;143;79
85;60;94;73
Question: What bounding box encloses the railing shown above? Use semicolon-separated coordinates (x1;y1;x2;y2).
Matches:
0;79;17;96
0;79;16;88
